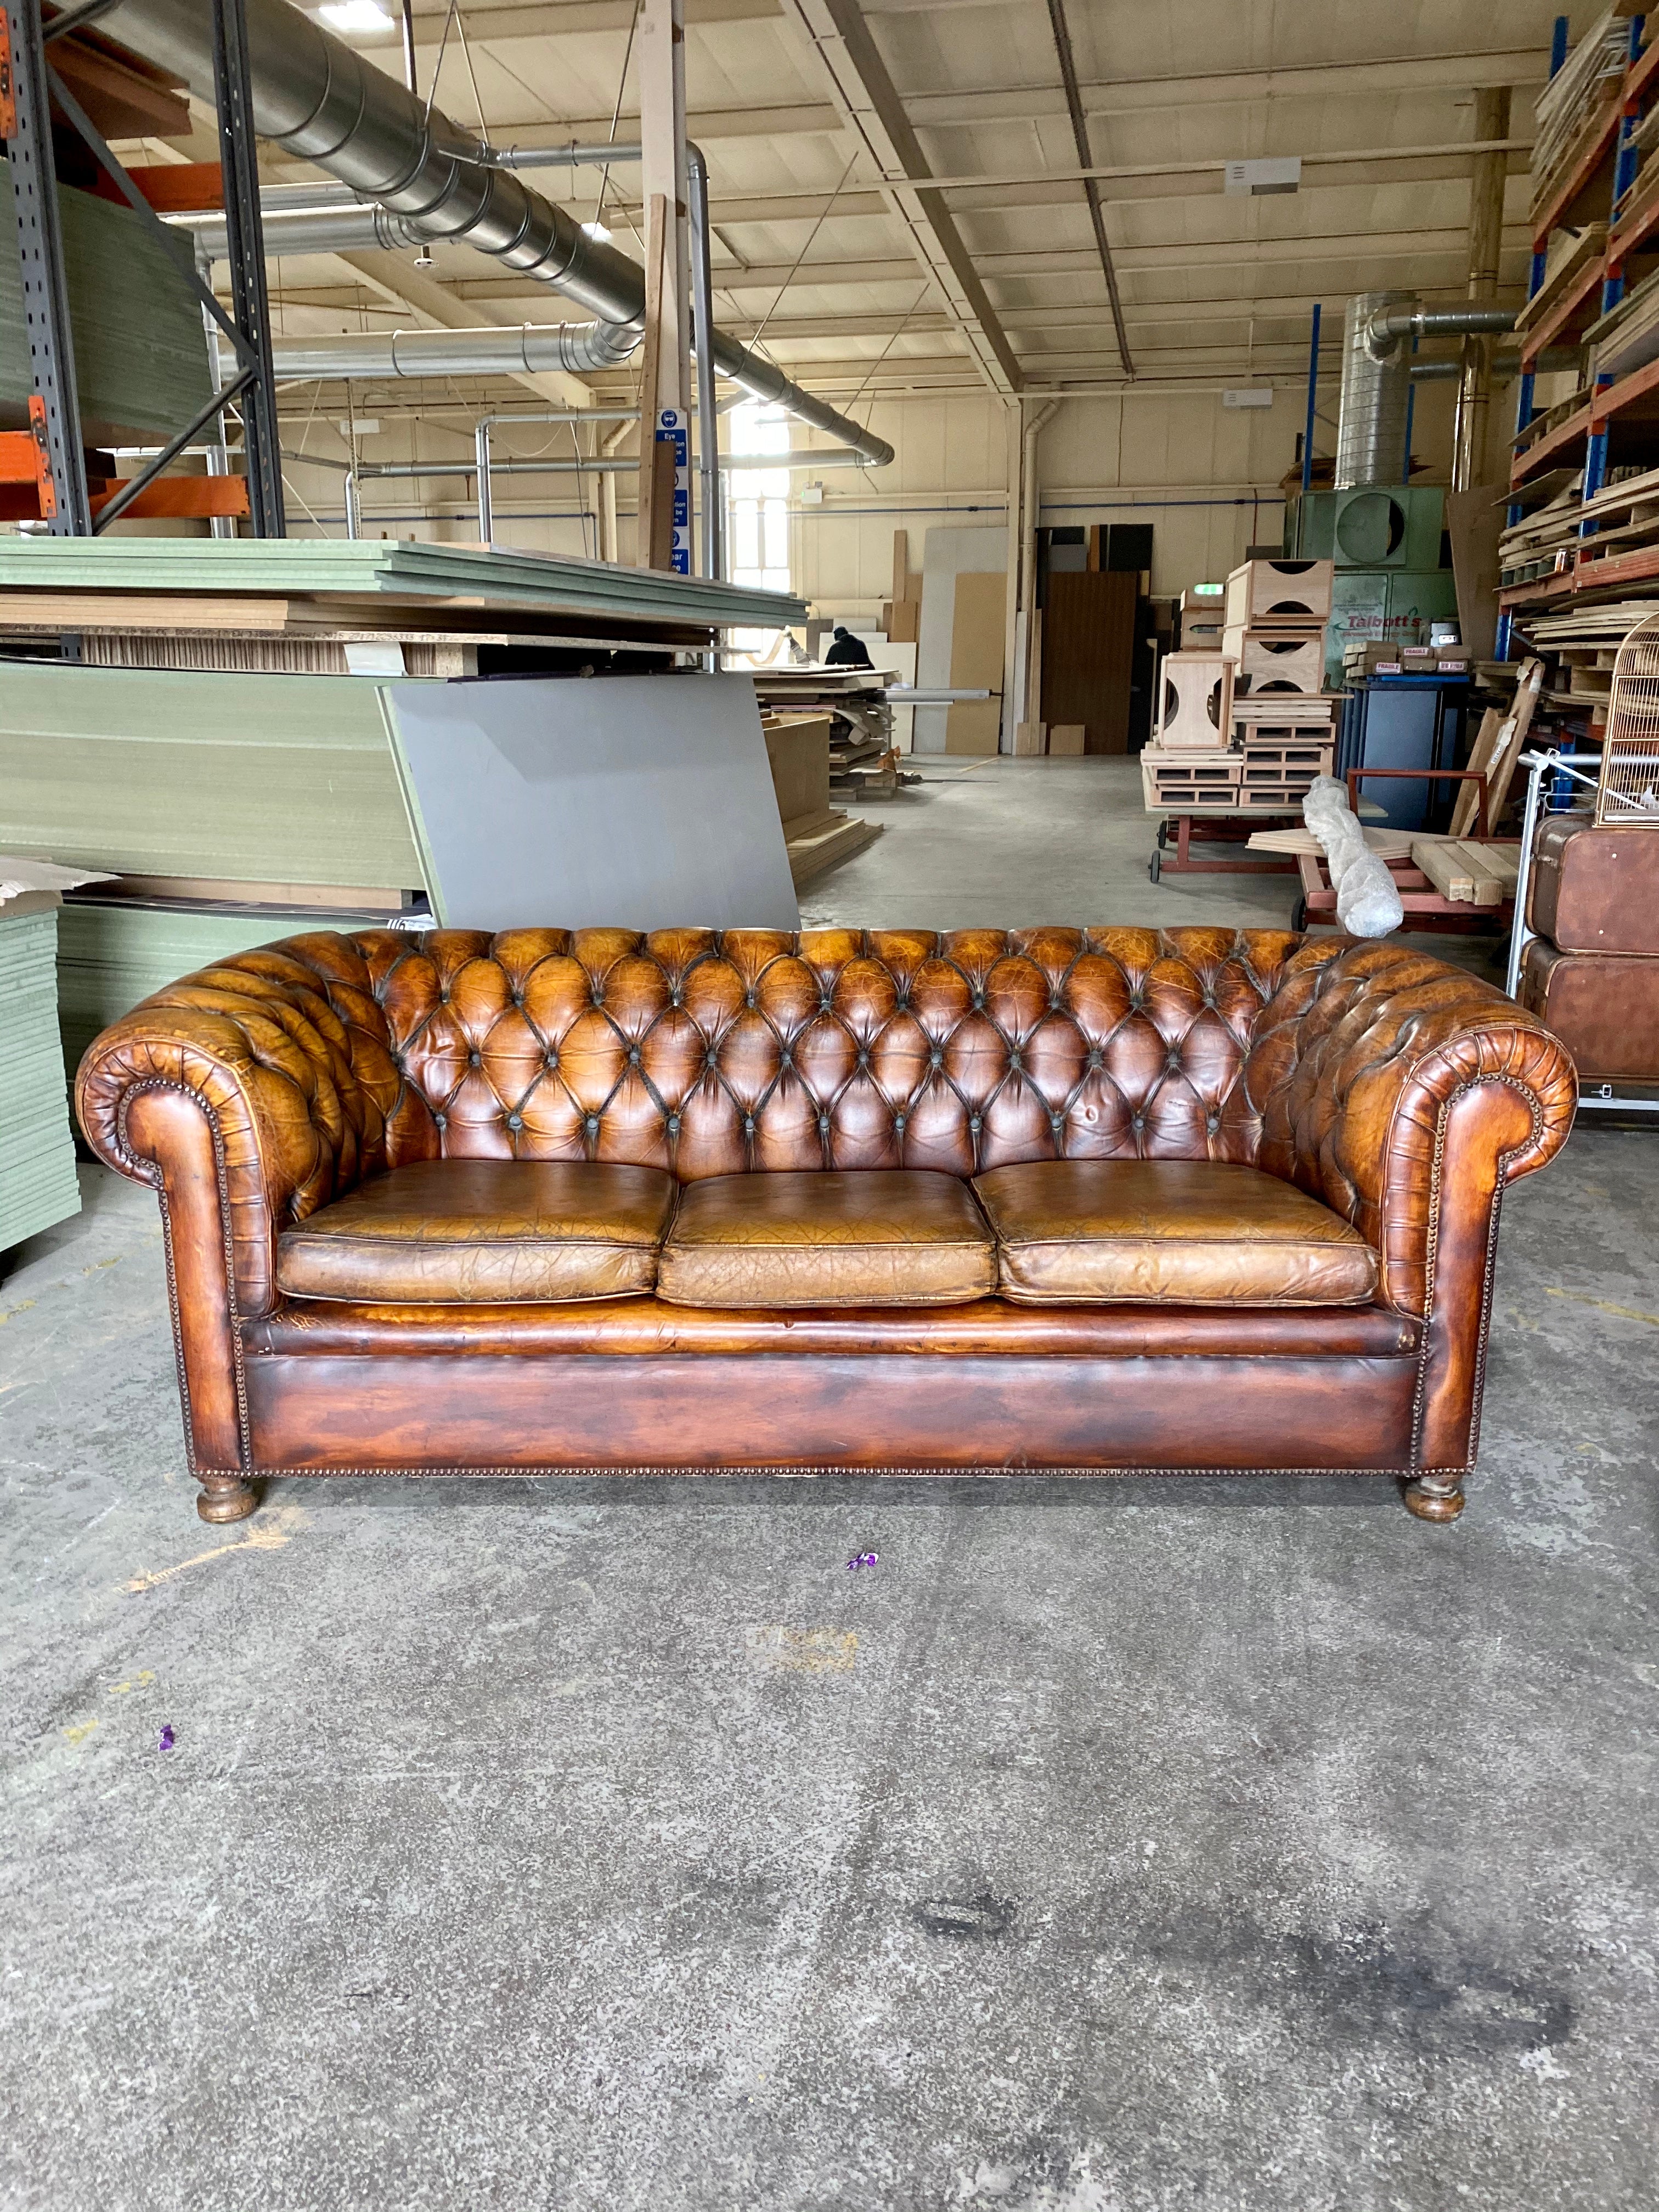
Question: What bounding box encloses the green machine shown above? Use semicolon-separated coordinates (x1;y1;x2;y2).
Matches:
1284;486;1458;685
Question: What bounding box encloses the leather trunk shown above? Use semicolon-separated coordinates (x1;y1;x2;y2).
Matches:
1518;936;1659;1080
1527;817;1659;954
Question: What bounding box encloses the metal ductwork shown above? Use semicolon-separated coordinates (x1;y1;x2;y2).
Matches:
1335;292;1521;487
269;322;642;380
1367;304;1516;345
1335;291;1413;488
102;0;895;469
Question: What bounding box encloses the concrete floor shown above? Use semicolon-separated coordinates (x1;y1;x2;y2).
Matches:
4;760;1655;2211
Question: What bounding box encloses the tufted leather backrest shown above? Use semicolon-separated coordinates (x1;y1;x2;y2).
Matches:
262;924;1340;1183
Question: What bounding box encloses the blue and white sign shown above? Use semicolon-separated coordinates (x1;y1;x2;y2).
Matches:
657;406;691;574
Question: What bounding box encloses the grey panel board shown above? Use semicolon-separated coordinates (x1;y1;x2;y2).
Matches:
0;665;425;889
385;674;800;933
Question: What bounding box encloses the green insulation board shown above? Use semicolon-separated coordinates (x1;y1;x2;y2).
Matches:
57;901;392;1080
0;904;81;1255
0;160;211;441
0;537;806;631
0;665;425;892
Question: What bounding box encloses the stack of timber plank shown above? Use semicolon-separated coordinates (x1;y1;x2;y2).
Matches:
761;712;882;889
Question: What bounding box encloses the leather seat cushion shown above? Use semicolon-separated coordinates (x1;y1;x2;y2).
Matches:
973;1159;1379;1306
276;1160;679;1305
657;1170;996;1308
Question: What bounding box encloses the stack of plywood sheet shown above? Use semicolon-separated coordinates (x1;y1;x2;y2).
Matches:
0;878;86;1255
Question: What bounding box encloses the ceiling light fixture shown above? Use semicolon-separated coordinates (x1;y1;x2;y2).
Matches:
317;1;394;35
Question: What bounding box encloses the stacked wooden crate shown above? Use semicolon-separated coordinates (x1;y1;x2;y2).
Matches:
1142;560;1339;814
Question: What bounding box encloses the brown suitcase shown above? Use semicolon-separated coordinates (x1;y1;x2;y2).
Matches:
1518;937;1659;1081
1527;816;1659;953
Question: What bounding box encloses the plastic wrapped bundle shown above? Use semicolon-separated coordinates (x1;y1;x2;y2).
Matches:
1303;775;1404;938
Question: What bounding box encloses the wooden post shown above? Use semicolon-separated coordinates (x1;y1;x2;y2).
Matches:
1453;84;1511;494
637;0;689;419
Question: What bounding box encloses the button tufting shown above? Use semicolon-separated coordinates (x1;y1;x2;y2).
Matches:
434;1111;447;1129
819;1114;830;1132
585;1116;600;1136
629;1046;641;1065
930;1047;944;1068
744;1114;755;1135
969;1113;982;1132
507;1113;523;1131
668;1113;681;1135
470;1050;481;1066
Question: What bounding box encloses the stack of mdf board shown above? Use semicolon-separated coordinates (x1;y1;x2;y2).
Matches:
761;712;881;889
0;537;806;659
0;894;82;1255
0;161;210;442
1222;558;1332;697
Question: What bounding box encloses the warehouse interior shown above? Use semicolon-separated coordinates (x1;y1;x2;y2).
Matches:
3;3;1657;2207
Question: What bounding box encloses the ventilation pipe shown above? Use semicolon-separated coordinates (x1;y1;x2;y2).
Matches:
268;323;642;379
102;0;895;467
1335;291;1519;487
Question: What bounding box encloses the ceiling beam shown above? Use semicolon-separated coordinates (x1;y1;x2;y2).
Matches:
775;0;1023;393
1042;0;1130;374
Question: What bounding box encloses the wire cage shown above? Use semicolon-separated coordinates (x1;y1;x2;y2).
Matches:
1599;614;1659;826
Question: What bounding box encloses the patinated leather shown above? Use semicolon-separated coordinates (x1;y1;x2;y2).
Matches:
244;1295;1419;1359
1519;938;1659;1081
973;1160;1378;1305
244;1349;1421;1474
1527;816;1659;954
658;1169;995;1307
74;926;1578;1488
276;1159;677;1304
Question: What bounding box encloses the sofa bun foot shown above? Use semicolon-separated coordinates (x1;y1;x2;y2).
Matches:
196;1479;258;1525
1403;1475;1466;1523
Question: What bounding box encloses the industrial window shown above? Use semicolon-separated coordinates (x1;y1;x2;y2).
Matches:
727;402;792;659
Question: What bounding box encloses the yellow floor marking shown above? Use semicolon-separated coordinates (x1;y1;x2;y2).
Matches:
744;1626;857;1674
107;1671;156;1696
1545;1287;1659;1329
127;1505;308;1593
62;1718;99;1747
0;1298;37;1325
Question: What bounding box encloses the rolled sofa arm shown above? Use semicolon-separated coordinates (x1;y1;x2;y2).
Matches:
75;939;403;1488
1246;939;1578;1476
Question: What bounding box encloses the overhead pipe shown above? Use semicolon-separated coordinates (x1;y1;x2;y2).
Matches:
266;323;641;379
104;0;894;468
1336;291;1521;488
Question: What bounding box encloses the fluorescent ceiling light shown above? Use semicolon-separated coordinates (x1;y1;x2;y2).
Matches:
582;219;612;244
318;1;393;33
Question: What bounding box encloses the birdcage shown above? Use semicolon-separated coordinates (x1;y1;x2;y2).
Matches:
1598;613;1659;826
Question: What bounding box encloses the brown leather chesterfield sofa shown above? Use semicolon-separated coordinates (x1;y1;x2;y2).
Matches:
75;926;1577;1528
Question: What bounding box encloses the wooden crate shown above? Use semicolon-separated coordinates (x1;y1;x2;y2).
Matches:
1224;627;1327;695
1154;651;1233;748
1141;749;1240;812
1224;558;1334;628
1238;735;1334;777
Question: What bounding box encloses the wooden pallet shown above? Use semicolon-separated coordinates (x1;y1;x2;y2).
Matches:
1410;838;1521;906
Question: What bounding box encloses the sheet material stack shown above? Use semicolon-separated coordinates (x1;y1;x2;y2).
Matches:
0;861;112;1255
